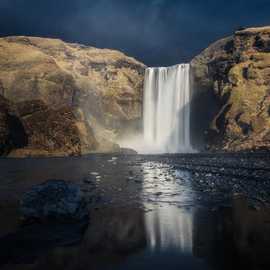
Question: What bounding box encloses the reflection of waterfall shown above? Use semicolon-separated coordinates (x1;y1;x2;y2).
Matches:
146;207;193;252
143;64;192;153
142;162;194;253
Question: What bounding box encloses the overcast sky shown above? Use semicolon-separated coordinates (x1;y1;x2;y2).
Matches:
0;0;270;66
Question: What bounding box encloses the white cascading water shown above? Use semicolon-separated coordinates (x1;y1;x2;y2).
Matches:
143;64;192;153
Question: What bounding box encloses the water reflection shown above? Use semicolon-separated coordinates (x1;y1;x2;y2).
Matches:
83;208;146;254
142;162;194;253
146;207;193;252
1;197;270;269
230;195;270;268
192;195;270;270
0;207;147;270
142;161;194;204
1;159;270;269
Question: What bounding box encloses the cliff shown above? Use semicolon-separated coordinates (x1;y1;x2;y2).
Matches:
0;36;145;157
2;27;270;156
191;26;270;152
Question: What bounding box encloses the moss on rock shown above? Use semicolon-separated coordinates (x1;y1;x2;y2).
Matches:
191;26;270;151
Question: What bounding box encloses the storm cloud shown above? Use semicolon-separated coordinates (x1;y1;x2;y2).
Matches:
0;0;269;66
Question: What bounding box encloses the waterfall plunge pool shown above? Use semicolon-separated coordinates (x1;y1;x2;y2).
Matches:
0;154;270;269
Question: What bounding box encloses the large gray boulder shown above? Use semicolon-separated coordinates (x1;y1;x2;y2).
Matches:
21;180;88;222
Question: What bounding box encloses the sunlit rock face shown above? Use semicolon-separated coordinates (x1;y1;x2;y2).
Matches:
191;26;270;151
0;36;145;157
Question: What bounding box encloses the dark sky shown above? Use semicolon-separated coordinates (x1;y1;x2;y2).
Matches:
0;0;270;66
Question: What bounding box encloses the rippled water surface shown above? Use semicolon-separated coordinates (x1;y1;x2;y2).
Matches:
0;154;270;270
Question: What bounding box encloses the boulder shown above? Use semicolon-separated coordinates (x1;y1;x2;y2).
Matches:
21;180;88;222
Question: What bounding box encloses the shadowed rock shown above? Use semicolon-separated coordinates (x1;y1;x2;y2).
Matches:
21;180;89;222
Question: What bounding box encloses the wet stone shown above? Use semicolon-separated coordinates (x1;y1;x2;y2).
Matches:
21;180;89;222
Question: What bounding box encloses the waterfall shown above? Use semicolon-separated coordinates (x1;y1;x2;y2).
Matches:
143;64;192;153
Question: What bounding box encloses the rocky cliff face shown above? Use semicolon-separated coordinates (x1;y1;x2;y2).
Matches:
0;36;145;157
191;26;270;152
2;28;270;155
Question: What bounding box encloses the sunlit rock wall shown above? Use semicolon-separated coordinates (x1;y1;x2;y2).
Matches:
191;26;270;151
0;36;146;156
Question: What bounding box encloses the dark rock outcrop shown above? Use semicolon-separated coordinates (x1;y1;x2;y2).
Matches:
0;36;145;157
21;180;88;221
191;26;270;151
0;96;10;155
119;147;138;155
0;97;97;157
